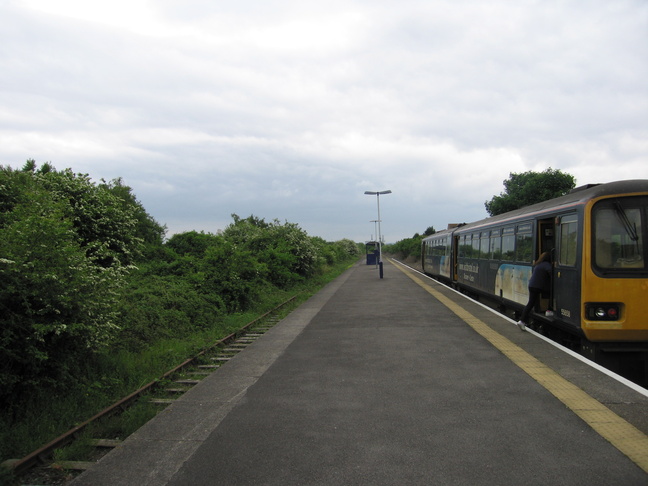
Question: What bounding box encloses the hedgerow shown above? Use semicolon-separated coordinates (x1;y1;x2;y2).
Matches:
0;161;361;441
384;226;436;261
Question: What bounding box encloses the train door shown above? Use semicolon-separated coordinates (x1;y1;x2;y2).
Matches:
452;235;459;281
537;219;556;312
553;213;581;326
538;219;554;256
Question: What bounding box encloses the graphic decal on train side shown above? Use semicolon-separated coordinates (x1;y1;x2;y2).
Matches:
459;262;478;283
425;255;453;279
494;264;532;305
439;255;451;279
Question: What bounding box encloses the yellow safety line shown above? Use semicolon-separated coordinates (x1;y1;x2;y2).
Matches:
390;260;648;474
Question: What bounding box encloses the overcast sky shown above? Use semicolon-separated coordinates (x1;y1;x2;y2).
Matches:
1;1;647;242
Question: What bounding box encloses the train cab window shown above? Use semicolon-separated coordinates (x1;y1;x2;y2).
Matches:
559;216;578;266
593;198;645;271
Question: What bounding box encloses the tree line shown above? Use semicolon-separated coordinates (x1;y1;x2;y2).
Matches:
0;161;360;412
386;168;575;260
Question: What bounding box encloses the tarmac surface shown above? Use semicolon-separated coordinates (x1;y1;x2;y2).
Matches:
71;260;648;485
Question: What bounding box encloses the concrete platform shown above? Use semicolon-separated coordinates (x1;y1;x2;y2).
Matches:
71;260;648;485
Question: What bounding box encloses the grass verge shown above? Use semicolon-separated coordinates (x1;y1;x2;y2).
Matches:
0;258;357;483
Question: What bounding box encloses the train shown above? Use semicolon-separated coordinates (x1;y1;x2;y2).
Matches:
421;180;648;381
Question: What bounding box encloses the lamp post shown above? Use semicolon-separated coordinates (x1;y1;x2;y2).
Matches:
370;219;379;242
369;220;379;268
364;190;391;278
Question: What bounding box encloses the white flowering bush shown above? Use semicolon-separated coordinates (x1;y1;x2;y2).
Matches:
0;163;141;403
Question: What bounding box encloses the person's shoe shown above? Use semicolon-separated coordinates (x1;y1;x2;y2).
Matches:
545;310;554;317
516;320;526;331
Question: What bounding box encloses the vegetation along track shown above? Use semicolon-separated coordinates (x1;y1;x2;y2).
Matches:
9;295;298;484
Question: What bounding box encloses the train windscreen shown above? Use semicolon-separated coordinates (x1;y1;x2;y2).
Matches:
592;197;646;271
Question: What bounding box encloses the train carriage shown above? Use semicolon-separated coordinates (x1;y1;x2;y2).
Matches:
422;180;648;371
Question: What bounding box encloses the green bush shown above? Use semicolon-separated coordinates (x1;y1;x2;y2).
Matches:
0;167;127;405
115;273;225;351
385;227;436;261
0;161;364;468
222;214;318;286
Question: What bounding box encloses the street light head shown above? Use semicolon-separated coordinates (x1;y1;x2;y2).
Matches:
364;190;392;195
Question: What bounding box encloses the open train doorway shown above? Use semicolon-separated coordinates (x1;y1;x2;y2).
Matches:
538;219;555;256
537;218;556;315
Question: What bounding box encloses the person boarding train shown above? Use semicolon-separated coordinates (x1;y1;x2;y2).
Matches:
516;251;552;331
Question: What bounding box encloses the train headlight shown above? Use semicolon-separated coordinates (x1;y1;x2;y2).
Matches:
586;303;621;321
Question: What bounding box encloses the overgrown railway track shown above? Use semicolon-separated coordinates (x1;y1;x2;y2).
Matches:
8;295;298;484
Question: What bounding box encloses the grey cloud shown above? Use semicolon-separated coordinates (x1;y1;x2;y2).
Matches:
1;0;646;242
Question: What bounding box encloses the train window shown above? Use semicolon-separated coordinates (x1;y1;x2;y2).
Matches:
480;235;490;259
559;216;578;266
458;235;465;258
472;234;480;258
516;233;533;263
502;235;515;261
593;200;645;270
464;235;473;258
517;223;532;233
432;238;446;257
490;234;501;260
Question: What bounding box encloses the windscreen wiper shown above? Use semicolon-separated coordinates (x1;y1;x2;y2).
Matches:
613;200;639;242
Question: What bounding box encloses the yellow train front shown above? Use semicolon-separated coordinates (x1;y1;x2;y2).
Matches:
422;180;648;382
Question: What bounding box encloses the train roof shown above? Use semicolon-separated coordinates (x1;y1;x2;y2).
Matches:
424;179;648;240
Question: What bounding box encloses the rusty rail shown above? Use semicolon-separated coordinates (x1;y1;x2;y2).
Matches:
10;295;298;476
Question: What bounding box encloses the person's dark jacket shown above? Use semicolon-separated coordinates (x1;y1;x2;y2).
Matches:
529;261;552;292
